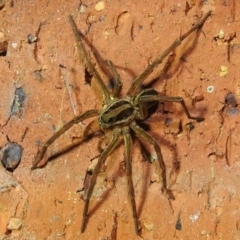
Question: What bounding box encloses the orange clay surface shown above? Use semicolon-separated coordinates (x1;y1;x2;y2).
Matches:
1;1;240;239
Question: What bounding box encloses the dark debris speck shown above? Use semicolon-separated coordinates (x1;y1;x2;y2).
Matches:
165;118;172;127
11;87;26;117
175;217;182;230
0;40;8;56
185;122;195;132
27;34;37;44
225;92;237;107
0;142;23;171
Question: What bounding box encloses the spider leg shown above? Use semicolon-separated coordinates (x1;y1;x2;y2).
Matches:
83;118;102;139
140;95;204;121
130;121;173;199
81;128;121;233
105;60;123;97
32;109;99;169
127;10;211;96
97;130;113;153
68;15;111;103
122;126;139;234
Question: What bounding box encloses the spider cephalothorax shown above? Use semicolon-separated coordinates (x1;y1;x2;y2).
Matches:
32;11;211;235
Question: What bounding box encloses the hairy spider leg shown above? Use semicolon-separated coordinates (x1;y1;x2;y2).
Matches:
104;60;123;98
127;10;212;96
68;15;111;103
97;130;115;153
81;128;121;233
140;95;204;121
32;109;99;169
122;126;139;234
83;118;103;139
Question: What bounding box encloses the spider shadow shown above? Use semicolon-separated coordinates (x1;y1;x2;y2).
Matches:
72;23;204;90
144;26;208;90
45;135;96;164
45;126;178;225
85;133;179;229
74;30;137;88
84;134;179;229
80;25;207;91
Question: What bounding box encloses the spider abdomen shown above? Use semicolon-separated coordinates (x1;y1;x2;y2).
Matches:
99;99;136;129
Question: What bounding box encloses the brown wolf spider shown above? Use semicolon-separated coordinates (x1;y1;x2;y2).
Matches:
32;11;211;234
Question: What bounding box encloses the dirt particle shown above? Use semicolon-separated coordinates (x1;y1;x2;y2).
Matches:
200;72;206;80
201;230;207;235
147;13;154;19
11;42;18;49
165;117;172;127
219;65;228;77
95;1;105;12
185;122;195;132
87;14;97;24
33;69;44;82
175;217;182;230
27;34;37;44
189;211;200;222
225;92;237;107
143;221;154;231
79;4;87;13
7;218;22;230
218;29;225;39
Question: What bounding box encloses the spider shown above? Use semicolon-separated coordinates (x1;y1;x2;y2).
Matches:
32;11;211;235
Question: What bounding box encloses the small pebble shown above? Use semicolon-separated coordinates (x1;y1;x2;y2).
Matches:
87;14;97;24
0;142;23;171
218;29;225;39
7;218;22;230
175;218;182;230
200;72;206;80
27;34;37;44
143;221;154;231
12;42;18;48
219;65;228;77
225;92;237;107
79;4;87;13
95;1;105;11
